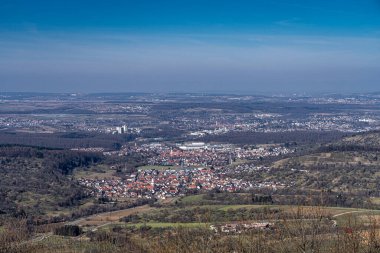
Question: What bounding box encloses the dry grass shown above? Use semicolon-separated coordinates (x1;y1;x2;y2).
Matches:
77;205;153;227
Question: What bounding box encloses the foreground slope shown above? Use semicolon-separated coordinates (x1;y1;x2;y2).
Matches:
0;145;101;217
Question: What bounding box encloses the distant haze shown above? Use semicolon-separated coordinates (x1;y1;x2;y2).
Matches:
0;0;379;93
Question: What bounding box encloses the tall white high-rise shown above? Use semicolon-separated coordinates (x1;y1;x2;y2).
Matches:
116;126;123;134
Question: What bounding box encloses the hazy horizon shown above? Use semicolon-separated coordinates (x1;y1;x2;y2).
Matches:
1;0;379;93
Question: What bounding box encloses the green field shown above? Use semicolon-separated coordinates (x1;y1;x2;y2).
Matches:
333;210;380;226
137;165;178;170
370;197;380;205
125;222;206;228
179;194;205;204
178;193;253;206
74;165;118;180
218;204;277;211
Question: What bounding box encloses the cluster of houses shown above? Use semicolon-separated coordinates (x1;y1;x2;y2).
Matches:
75;140;299;200
80;142;294;200
78;167;254;200
112;142;294;168
210;222;274;234
147;148;234;167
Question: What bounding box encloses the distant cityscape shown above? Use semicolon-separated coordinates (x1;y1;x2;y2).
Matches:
1;93;380;136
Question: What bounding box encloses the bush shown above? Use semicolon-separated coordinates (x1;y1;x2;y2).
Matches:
54;225;82;237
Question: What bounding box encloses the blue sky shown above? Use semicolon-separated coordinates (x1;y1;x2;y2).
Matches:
0;0;379;93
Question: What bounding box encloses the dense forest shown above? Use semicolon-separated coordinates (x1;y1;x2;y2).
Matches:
0;145;102;217
0;131;133;149
199;130;346;145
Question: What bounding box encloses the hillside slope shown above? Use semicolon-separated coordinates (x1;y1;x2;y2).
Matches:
0;146;101;217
